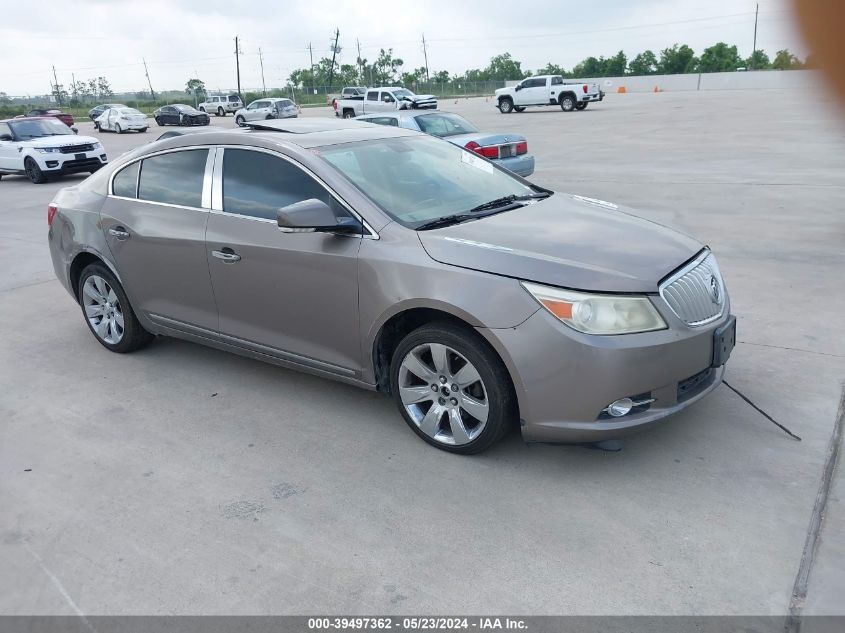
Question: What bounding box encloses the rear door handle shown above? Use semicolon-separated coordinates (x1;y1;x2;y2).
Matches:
109;227;130;240
212;249;241;263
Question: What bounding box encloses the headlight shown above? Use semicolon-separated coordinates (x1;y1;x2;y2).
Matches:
521;281;667;335
35;147;60;154
92;141;102;149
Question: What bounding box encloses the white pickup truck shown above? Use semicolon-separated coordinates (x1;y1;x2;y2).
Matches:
494;75;603;113
335;87;437;118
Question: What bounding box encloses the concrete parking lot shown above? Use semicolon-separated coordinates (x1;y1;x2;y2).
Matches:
1;89;844;616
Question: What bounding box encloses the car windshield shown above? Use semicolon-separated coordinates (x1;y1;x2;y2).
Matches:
318;135;539;228
173;105;194;112
414;113;478;137
119;108;142;115
9;118;73;139
392;89;414;99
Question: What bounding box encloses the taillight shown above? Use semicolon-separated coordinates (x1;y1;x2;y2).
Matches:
332;99;338;110
583;84;588;93
516;141;528;155
465;141;498;158
47;203;58;226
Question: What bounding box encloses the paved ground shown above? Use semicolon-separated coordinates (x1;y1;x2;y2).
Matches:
1;90;843;616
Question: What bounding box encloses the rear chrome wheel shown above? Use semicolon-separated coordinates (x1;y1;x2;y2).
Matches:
83;275;124;345
390;323;515;453
78;263;153;353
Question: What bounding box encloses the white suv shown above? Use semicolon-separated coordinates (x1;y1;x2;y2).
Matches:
197;95;243;116
0;117;107;184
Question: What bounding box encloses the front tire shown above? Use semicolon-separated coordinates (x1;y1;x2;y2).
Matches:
560;94;576;112
78;263;153;353
498;98;514;114
24;158;47;184
217;107;225;116
138;127;147;133
155;117;164;126
235;115;246;127
390;323;516;454
115;123;123;134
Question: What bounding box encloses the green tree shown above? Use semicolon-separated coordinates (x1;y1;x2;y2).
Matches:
485;53;525;80
698;42;742;73
658;44;698;74
772;49;803;70
537;62;567;76
372;48;404;85
185;78;206;101
571;56;604;77
745;50;771;70
603;50;627;76
432;70;451;83
0;92;10;104
628;50;658;75
96;76;113;98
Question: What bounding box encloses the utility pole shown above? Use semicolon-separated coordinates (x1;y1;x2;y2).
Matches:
356;39;363;85
751;3;759;70
71;72;77;103
421;33;430;83
308;42;314;93
52;65;62;105
143;58;156;101
327;28;340;94
234;36;242;102
259;47;266;96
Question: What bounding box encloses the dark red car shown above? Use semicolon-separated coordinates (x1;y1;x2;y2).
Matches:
16;109;75;128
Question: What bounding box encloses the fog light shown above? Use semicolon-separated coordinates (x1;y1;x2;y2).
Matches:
606;398;634;418
46;161;59;168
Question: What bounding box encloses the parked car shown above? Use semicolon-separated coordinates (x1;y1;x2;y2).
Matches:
335;87;437;118
95;107;149;134
17;109;75;128
357;110;534;177
89;103;127;124
153;104;210;127
0;117;106;184
197;94;243;116
234;98;298;126
47;118;734;454
494;75;603;113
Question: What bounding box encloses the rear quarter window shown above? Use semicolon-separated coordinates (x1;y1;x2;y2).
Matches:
112;161;140;198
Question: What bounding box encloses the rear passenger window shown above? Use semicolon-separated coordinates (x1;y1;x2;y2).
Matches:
222;149;338;221
367;91;379;101
551;76;563;85
138;149;208;208
112;161;140;198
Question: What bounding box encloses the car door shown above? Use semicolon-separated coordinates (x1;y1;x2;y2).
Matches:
107;108;118;131
205;147;363;374
99;148;218;332
377;91;397;112
516;78;547;105
160;106;175;124
0;122;18;171
244;101;261;121
364;90;379;114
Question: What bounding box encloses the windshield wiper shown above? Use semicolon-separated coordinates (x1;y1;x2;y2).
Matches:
415;214;479;231
465;193;549;214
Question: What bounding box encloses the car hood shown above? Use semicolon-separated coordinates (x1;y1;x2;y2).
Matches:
23;135;99;148
417;194;703;293
402;94;435;101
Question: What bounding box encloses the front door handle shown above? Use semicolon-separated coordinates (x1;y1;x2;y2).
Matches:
212;248;241;263
109;227;130;240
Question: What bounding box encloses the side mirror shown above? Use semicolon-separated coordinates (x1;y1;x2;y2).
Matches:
277;198;361;235
0;134;12;141
71;127;79;134
515;85;522;91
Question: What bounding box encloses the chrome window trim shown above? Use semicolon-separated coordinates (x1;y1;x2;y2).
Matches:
107;145;213;213
658;249;725;327
212;144;379;239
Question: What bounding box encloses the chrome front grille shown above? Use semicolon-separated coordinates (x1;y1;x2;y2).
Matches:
659;251;725;326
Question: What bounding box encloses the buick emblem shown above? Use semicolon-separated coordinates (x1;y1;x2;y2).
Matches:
709;275;721;304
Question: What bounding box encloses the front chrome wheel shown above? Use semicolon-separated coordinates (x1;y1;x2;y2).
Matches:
83;275;124;344
398;343;489;446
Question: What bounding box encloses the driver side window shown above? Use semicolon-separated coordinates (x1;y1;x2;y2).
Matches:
381;92;395;103
221;149;352;225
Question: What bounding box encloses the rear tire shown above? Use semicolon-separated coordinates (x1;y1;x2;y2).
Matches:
575;102;587;110
342;110;355;119
498;98;514;114
78;263;153;354
24;158;47;184
389;322;516;454
559;94;576;112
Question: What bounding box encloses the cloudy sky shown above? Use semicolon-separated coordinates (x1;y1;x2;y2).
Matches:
2;0;806;96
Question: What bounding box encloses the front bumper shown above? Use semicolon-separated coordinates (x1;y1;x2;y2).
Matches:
479;301;733;443
184;116;210;126
42;152;108;175
496;153;535;177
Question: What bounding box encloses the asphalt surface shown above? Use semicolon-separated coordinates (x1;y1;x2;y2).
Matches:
1;90;844;616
